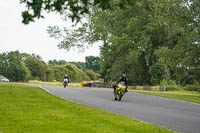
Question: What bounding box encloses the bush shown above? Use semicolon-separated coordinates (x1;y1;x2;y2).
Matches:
165;85;182;91
85;70;97;80
160;79;176;86
184;85;200;92
49;63;90;82
193;79;200;86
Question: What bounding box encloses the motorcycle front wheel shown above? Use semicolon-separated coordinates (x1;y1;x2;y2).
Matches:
118;92;123;101
114;90;119;101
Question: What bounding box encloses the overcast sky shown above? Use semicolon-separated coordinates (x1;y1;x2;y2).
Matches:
0;0;100;63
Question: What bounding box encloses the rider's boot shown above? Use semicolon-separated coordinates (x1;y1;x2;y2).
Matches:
113;88;116;93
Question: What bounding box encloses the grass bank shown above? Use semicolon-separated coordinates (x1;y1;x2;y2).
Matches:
3;80;81;87
27;80;81;87
132;90;200;104
0;83;174;133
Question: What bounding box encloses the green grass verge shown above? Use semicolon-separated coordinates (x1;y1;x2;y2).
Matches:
0;83;174;133
1;81;81;88
132;90;200;104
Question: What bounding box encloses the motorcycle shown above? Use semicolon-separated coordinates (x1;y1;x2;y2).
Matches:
63;79;69;88
114;83;126;101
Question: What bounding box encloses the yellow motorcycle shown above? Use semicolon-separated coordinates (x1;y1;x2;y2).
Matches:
114;83;126;101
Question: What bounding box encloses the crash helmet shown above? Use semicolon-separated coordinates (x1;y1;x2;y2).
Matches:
122;74;127;78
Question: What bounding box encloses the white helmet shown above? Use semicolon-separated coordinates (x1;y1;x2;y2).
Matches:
122;74;126;78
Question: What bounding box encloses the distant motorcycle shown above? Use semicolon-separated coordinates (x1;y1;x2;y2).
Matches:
114;83;126;101
63;79;69;88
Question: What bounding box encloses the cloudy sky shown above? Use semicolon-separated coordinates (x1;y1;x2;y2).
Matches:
0;0;100;62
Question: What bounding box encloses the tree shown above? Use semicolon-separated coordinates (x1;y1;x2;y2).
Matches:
50;63;90;82
47;0;200;85
69;61;86;71
0;51;31;81
92;0;200;85
23;54;47;80
48;59;67;65
45;67;55;82
85;70;97;80
48;59;59;66
85;56;100;72
20;0;136;24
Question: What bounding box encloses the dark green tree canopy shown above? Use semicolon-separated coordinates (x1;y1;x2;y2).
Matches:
48;59;67;65
85;56;100;72
47;0;200;85
20;0;135;24
0;51;31;81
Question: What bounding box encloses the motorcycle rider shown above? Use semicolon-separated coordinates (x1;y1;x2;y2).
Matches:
113;74;128;93
63;74;69;86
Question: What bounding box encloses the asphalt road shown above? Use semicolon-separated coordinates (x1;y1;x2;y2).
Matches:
40;86;200;133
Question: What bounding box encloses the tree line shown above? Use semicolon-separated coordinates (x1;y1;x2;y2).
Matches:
0;51;100;82
18;0;200;86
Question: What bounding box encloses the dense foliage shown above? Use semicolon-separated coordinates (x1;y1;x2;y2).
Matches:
48;0;200;86
85;56;100;72
48;56;100;72
0;51;31;81
20;0;136;24
0;51;98;82
184;85;200;92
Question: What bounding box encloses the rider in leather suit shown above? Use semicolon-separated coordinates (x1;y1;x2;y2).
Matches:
63;74;69;83
113;74;128;93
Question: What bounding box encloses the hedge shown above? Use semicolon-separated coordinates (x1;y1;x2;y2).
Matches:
184;85;200;92
165;85;182;91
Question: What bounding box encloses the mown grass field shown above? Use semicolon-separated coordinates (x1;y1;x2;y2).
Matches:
132;90;200;104
0;83;174;133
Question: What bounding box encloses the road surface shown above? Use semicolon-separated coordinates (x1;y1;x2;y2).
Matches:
40;86;200;133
